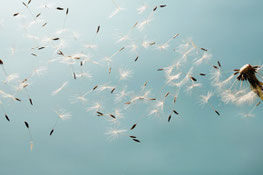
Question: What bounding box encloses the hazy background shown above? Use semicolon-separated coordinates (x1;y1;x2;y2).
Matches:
0;0;263;174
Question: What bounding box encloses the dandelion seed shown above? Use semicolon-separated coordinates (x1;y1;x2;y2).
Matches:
96;25;100;34
42;22;47;27
57;50;64;56
132;139;141;143
130;123;137;130
190;76;197;82
174;96;177;103
5;114;10;121
137;5;147;14
36;13;41;18
217;61;221;67
15;98;21;102
97;111;104;116
168;115;171;122
24;121;33;151
109;114;116;119
153;6;157;11
111;88;116;94
240;113;255;118
86;103;102;112
213;65;219;69
13;13;19;16
52;81;68;95
29;98;33;105
200;91;213;104
165;92;170;97
56;7;64;10
22;2;28;8
50;129;54;136
130;136;136;138
119;69;133;80
105;127;127;140
134;56;139;62
200;48;207;51
93;85;98;91
173;110;179;115
160;5;166;8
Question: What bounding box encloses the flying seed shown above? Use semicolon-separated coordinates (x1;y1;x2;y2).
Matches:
111;88;116;94
119;47;125;51
73;72;76;79
22;2;28;8
57;50;64;56
97;111;104;116
15;98;21;102
213;65;219;69
36;13;41;18
173;110;179;115
190;76;197;81
133;139;141;143
109;114;116;119
217;61;221;67
168;115;171;122
50;129;54;136
5;114;10;121
93;85;98;90
130;123;137;130
29;98;33;105
13;13;19;16
42;23;47;27
24;121;29;128
96;25;100;34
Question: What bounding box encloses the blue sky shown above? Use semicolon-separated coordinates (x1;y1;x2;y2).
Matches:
0;0;263;174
